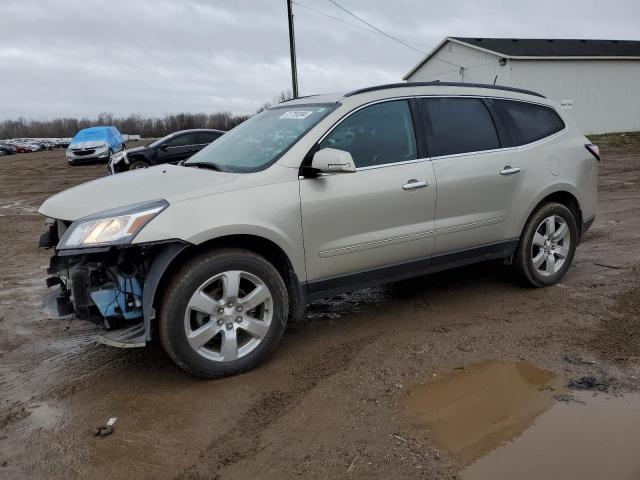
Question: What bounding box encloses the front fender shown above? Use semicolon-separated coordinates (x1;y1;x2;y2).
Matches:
134;178;306;281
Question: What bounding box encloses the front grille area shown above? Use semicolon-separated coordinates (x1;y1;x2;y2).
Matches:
72;148;96;156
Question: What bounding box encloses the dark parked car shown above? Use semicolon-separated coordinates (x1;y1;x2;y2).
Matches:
108;129;224;174
0;143;16;155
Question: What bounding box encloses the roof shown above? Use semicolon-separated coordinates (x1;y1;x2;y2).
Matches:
451;37;640;58
344;82;544;98
403;36;640;79
169;128;225;135
280;93;344;105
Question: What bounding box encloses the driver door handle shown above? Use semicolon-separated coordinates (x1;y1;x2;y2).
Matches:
402;179;429;190
500;166;521;176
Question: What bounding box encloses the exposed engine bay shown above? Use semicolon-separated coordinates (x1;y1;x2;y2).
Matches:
49;248;146;328
40;218;187;346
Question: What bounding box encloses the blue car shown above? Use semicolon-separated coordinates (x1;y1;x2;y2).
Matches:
66;126;125;164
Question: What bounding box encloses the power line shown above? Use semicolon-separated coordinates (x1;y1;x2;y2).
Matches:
292;1;376;34
326;0;426;54
325;0;462;68
292;1;431;48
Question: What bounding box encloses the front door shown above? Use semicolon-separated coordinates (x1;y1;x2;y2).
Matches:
299;99;437;293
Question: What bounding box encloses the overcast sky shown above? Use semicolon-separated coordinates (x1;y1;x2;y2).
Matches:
1;0;639;120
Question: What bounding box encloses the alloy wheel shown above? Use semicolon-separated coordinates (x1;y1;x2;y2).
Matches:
531;215;571;276
183;270;273;362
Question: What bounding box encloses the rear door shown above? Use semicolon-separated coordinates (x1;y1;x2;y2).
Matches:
417;96;527;255
161;133;200;163
195;132;223;153
299;99;437;292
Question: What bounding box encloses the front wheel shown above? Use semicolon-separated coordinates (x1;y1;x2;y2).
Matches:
129;159;150;170
159;249;288;378
514;202;578;287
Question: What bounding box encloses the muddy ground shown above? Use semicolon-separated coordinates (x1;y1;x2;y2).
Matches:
1;141;639;479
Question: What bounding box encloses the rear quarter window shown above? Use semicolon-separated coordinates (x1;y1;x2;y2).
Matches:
491;100;565;146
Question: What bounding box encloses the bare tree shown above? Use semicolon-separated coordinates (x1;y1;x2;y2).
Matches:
0;89;295;139
0;111;250;139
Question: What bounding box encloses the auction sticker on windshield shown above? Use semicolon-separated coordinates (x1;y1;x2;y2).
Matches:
279;111;314;120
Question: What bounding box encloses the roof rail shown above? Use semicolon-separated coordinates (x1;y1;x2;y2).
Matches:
344;82;545;99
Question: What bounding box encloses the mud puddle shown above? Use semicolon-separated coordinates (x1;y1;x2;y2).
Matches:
404;361;640;480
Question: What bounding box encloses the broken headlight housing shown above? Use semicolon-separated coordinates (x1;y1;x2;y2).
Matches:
57;199;168;250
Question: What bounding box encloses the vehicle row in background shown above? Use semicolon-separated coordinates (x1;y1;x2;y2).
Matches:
0;138;70;155
108;129;224;174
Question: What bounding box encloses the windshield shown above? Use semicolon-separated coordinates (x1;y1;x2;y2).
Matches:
71;128;109;144
184;103;336;172
149;133;177;148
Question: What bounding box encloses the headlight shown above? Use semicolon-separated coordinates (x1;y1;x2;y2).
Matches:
58;200;168;249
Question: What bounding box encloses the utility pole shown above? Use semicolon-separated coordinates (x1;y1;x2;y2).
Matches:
286;0;299;98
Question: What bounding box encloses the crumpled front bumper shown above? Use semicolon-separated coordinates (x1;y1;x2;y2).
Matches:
107;152;129;175
66;146;110;163
40;220;188;348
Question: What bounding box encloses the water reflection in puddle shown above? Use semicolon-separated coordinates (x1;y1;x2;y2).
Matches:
404;361;640;480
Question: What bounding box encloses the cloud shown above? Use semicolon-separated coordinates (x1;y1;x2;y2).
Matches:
0;0;638;119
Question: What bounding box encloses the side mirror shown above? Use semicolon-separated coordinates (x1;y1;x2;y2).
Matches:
311;148;356;174
160;143;168;151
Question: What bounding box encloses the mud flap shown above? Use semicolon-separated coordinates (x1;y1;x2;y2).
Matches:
142;242;189;342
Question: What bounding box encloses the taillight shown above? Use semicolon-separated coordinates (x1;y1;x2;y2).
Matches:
585;144;600;161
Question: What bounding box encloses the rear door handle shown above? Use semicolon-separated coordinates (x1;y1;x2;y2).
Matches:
500;166;521;176
402;179;429;190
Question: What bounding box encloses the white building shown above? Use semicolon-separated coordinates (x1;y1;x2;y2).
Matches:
403;37;640;134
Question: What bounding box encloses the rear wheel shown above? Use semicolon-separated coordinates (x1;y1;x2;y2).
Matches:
159;249;288;378
514;202;577;287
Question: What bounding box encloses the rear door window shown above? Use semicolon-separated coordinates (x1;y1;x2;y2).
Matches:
418;97;500;157
197;132;222;144
319;100;417;168
167;133;198;147
491;100;565;145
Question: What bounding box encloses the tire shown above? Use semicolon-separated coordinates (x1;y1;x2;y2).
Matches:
159;248;288;378
129;159;150;170
514;202;578;287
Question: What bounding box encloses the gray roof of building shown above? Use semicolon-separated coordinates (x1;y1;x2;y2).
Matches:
452;37;640;57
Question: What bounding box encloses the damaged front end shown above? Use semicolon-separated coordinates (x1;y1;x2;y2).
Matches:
39;201;187;348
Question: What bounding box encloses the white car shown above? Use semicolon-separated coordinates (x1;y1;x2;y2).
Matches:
39;82;599;377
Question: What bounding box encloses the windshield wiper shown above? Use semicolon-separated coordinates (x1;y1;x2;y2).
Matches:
183;162;221;171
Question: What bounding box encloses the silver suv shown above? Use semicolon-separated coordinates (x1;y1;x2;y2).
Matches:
39;82;599;377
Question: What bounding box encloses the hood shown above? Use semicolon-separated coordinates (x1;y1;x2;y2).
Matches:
123;145;148;155
111;145;148;164
39;164;239;221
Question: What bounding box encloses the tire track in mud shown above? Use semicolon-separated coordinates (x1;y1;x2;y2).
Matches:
176;334;380;479
587;267;640;363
